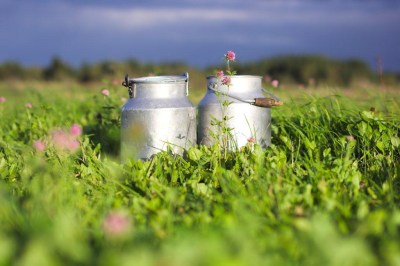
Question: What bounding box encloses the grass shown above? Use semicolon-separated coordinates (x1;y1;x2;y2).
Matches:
0;80;399;265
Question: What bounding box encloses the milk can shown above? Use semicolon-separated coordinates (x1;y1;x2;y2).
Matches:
121;73;196;160
197;75;282;149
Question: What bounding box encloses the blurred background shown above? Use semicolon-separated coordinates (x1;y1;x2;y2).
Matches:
0;0;399;94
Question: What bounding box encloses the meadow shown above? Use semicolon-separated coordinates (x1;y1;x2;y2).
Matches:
0;78;399;265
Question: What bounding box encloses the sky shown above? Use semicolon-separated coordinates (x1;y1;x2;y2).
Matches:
0;0;399;72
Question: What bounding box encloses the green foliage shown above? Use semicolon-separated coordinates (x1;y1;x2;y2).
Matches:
235;55;377;86
43;56;77;81
0;61;42;80
0;85;399;265
2;55;399;88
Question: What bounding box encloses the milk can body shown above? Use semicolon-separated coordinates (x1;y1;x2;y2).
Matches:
121;74;196;160
198;75;273;149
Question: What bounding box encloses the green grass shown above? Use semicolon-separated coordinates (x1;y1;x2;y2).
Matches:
0;81;399;265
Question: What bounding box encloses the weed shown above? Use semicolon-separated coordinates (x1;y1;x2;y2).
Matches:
0;81;399;265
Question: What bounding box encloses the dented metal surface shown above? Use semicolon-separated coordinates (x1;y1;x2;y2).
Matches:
197;75;274;149
121;73;196;160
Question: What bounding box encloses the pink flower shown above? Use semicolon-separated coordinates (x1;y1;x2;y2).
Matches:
225;50;236;61
51;129;80;152
103;211;131;237
221;75;231;86
0;96;6;103
271;80;279;88
264;75;272;83
101;89;110;96
247;137;256;143
33;140;46;152
67;140;80;151
25;102;33;108
216;70;224;78
69;123;82;136
52;130;70;149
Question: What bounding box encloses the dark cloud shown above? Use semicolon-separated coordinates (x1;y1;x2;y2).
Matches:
0;0;399;71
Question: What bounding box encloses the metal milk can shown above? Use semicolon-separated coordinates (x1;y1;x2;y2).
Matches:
121;73;196;160
197;75;282;149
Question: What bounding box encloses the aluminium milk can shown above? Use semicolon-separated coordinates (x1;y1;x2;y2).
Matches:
197;75;282;149
121;73;196;160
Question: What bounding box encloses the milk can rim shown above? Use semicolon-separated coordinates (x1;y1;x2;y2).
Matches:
131;75;187;84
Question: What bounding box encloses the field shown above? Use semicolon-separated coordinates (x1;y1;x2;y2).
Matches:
0;79;399;265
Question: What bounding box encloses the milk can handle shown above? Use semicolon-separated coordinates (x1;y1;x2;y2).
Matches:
253;98;283;108
122;74;136;98
208;82;283;108
183;72;189;96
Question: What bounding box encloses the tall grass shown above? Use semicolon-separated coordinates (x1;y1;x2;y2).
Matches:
0;82;399;265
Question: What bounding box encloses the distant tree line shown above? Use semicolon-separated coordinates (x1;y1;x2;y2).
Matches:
233;55;397;87
0;55;398;87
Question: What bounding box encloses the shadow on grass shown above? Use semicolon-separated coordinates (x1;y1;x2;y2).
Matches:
84;109;121;157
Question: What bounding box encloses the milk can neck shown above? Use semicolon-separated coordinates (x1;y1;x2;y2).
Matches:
134;83;188;98
207;75;262;94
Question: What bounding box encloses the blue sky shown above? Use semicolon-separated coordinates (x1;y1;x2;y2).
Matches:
1;0;399;71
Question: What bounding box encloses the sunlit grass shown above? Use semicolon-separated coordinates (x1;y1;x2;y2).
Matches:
0;81;399;265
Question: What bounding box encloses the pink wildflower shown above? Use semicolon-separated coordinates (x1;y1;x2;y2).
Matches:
52;130;70;150
103;211;131;237
247;137;256;143
264;75;272;83
221;76;231;86
271;80;279;88
33;140;46;152
216;70;224;78
101;89;110;96
69;123;82;136
51;129;80;152
25;102;33;108
0;96;6;103
225;50;236;61
67;140;80;151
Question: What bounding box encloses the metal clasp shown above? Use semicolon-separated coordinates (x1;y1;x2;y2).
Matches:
183;72;189;96
209;82;217;90
122;74;135;98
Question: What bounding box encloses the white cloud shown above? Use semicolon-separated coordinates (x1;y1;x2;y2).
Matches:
68;3;400;33
12;1;398;35
75;7;250;31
